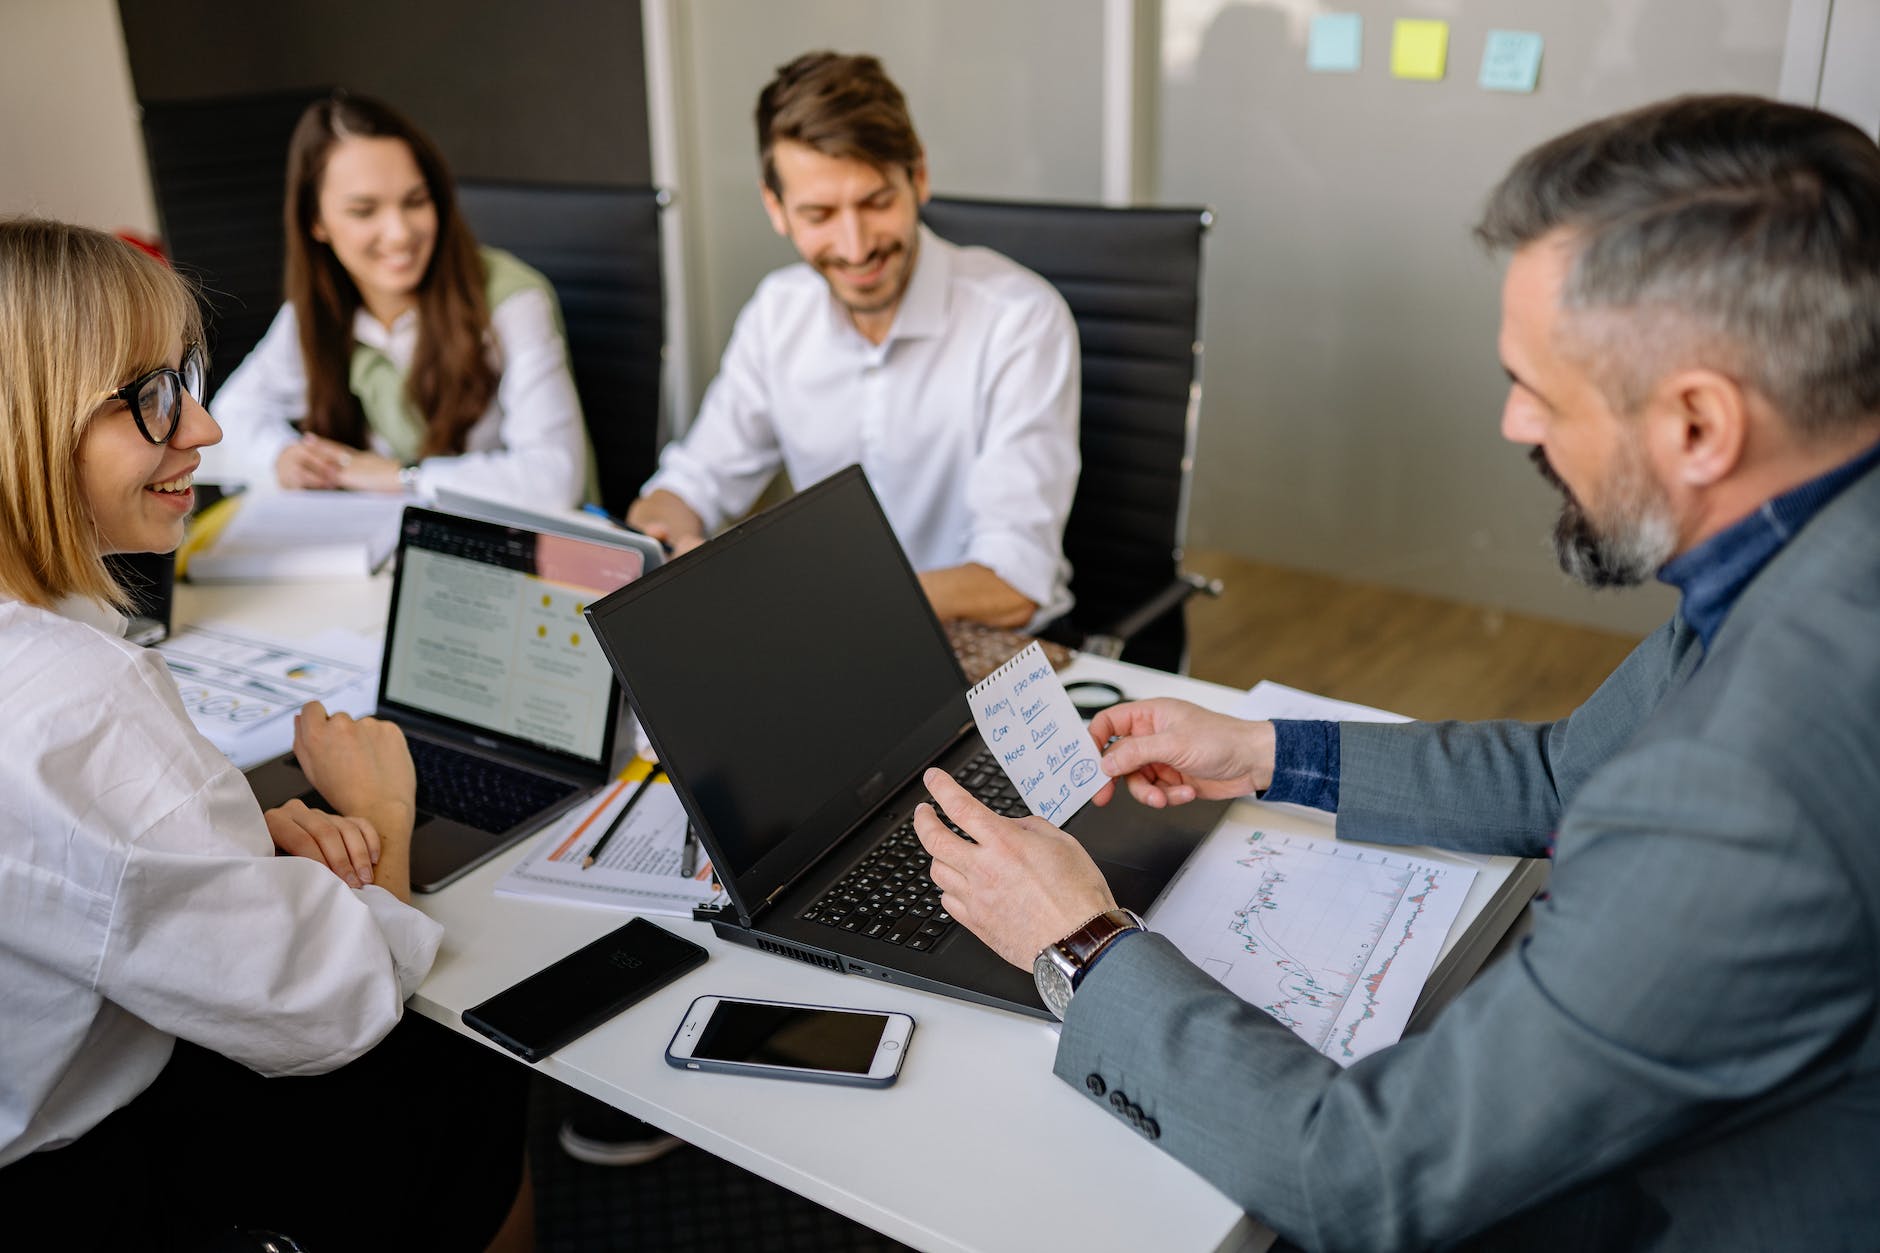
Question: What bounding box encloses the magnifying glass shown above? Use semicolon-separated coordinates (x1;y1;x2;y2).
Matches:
1063;680;1125;717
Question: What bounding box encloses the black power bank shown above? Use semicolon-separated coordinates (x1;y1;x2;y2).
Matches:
462;917;709;1061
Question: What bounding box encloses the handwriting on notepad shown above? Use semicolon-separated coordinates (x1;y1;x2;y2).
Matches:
967;642;1106;826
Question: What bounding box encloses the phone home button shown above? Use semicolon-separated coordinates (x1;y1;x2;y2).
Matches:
883;1039;900;1051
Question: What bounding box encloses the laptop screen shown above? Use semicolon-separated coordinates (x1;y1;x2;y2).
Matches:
585;468;967;909
381;509;646;766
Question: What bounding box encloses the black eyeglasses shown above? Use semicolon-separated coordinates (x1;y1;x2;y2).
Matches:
105;343;206;445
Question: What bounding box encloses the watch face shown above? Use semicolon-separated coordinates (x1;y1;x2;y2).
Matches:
1034;953;1073;1019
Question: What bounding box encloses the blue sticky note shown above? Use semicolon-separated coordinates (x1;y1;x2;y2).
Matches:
1307;13;1363;73
1479;29;1543;93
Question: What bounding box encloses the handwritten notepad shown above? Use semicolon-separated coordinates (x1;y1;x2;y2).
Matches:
968;642;1105;826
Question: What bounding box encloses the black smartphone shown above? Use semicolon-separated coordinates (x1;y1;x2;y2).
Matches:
462;918;708;1061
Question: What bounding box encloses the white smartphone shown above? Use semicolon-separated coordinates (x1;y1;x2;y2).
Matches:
665;995;915;1088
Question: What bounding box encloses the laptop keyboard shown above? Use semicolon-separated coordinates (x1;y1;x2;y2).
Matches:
799;748;1032;952
406;738;580;834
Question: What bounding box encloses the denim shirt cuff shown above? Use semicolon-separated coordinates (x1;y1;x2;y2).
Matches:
1260;719;1341;812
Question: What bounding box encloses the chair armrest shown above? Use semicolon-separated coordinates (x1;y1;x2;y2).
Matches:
1078;572;1224;660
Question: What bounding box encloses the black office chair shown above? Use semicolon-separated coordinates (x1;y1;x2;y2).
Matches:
922;196;1219;673
456;181;667;515
139;88;332;398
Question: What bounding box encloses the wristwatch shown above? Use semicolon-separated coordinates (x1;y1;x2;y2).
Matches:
397;463;420;494
1033;908;1144;1020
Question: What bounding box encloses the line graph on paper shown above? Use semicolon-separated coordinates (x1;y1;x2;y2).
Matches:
1147;814;1475;1066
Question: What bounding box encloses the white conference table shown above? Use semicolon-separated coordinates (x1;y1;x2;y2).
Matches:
177;576;1418;1253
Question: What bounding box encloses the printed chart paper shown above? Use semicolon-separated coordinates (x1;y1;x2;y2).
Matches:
497;761;724;916
969;641;1105;826
1149;809;1476;1065
158;622;378;765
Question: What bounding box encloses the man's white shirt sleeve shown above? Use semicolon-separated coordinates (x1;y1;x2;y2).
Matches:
643;230;1079;624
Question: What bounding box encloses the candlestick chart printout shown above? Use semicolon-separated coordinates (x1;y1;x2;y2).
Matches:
1148;810;1475;1065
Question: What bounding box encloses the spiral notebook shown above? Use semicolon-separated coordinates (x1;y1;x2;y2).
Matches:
968;641;1107;827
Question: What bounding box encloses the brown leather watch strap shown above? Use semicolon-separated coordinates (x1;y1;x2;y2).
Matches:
1053;908;1143;971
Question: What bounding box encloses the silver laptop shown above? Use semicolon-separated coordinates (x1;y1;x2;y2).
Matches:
246;507;653;892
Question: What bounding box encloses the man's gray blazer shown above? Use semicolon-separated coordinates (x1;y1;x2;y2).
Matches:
1058;457;1880;1251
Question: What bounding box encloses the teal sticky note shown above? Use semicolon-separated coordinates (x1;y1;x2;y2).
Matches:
1479;29;1543;93
1307;13;1363;73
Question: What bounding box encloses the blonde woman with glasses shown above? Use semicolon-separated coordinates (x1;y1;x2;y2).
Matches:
0;219;530;1251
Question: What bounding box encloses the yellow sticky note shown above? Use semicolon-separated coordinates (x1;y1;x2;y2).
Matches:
1392;19;1449;81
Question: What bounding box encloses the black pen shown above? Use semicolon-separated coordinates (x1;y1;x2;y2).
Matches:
680;823;700;879
583;768;664;870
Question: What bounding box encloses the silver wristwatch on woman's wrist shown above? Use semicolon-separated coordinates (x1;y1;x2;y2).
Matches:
397;463;420;494
1033;908;1145;1019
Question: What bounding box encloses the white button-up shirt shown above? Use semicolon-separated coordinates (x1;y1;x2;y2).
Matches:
645;226;1080;623
0;596;442;1167
206;286;587;507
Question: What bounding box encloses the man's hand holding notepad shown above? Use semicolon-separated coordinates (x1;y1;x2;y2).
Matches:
966;641;1107;826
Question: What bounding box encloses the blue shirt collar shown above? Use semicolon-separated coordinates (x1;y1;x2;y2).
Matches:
1658;437;1880;649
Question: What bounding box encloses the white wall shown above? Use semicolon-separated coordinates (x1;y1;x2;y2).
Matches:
1;0;158;235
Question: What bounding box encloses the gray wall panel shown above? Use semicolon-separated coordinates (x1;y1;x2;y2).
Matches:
1160;0;1791;632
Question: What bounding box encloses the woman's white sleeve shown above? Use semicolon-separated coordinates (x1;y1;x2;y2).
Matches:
203;304;309;490
410;287;588;507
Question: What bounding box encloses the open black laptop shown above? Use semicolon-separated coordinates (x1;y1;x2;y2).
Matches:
247;507;655;892
583;467;1227;1018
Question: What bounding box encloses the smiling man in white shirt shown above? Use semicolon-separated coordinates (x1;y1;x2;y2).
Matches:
629;51;1080;629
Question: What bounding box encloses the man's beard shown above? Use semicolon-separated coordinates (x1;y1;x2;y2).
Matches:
816;235;915;317
1529;445;1678;588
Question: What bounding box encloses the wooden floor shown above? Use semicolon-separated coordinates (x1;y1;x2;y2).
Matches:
1180;549;1647;723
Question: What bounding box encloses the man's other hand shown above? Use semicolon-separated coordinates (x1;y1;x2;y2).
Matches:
1089;699;1276;808
914;767;1117;970
918;563;1037;629
627;489;708;555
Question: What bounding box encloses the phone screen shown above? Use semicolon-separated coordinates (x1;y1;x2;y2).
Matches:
694;1001;889;1073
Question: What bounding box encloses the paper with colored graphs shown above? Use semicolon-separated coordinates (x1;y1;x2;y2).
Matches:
158;621;379;767
495;760;726;917
968;641;1105;826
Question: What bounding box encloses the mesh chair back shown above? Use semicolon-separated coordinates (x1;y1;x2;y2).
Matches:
921;197;1208;671
140;88;330;397
456;182;665;514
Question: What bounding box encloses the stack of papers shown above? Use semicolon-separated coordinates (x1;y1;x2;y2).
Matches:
497;762;727;918
1231;679;1412;725
186;491;407;582
158;621;379;768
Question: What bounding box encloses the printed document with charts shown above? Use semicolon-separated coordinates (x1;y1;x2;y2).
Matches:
1146;682;1477;1065
496;758;726;916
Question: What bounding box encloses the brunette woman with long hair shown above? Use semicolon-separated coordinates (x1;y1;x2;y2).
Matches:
212;92;588;506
